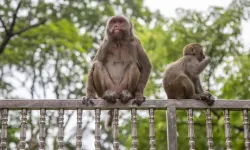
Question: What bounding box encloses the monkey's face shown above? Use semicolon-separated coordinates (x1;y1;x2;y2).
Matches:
196;48;205;62
107;16;130;38
183;44;206;62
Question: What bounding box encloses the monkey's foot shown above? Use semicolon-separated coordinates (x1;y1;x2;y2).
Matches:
120;90;133;104
199;92;215;106
82;95;96;106
133;93;146;106
102;90;119;104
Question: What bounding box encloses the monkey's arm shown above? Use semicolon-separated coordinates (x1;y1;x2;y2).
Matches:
193;56;211;75
82;64;96;105
93;41;108;61
135;39;152;95
194;77;204;94
85;44;107;96
85;64;96;97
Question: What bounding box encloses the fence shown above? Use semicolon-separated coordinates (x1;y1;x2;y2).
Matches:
0;99;250;150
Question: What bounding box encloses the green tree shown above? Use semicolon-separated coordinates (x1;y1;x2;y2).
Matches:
118;1;250;150
0;0;249;149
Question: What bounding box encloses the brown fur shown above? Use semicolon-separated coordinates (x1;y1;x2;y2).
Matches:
83;16;152;130
162;43;215;105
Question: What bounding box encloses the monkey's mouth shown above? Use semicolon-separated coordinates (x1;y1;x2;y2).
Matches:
198;57;204;62
113;29;121;33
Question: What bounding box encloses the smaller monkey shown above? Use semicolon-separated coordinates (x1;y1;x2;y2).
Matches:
162;43;215;105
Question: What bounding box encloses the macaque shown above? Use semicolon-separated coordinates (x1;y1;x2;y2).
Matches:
82;16;152;129
162;43;215;105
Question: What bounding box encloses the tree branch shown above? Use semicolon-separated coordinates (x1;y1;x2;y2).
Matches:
0;1;46;54
0;36;11;54
13;20;46;35
0;17;8;33
9;1;22;32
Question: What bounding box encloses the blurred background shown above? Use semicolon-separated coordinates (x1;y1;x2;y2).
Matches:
0;0;249;149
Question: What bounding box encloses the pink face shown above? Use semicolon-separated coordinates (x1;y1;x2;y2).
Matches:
107;16;129;36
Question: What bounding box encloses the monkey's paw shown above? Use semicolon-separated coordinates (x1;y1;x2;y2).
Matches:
201;91;215;106
205;56;212;63
82;95;95;106
133;93;146;106
120;90;133;104
102;90;119;104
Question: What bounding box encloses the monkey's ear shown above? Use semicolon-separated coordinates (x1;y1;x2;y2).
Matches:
129;20;135;40
129;21;133;32
183;45;195;56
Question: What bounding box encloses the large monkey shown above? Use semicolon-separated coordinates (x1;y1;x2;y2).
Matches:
162;43;215;105
82;16;152;129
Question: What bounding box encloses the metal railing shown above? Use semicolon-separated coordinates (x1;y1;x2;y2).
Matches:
0;99;250;150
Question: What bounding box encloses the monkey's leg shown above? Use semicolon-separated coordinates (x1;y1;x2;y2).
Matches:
93;61;119;103
182;77;214;105
166;74;195;99
182;76;197;99
119;61;140;104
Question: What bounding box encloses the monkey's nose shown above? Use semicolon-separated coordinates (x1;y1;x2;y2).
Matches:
114;24;119;27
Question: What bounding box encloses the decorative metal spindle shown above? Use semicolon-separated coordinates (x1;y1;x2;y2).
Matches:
1;109;8;150
149;108;156;150
113;109;119;150
188;109;195;150
242;109;250;149
205;109;214;150
39;109;46;150
20;109;27;150
131;109;137;150
95;109;101;150
58;109;64;150
76;109;83;150
224;109;232;150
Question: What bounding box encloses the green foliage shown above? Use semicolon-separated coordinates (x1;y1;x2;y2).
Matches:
220;53;250;99
0;0;249;149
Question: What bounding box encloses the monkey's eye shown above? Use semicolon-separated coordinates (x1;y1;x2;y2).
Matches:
118;19;123;23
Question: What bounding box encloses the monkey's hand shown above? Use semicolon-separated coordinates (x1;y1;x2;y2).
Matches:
82;95;96;106
202;91;215;106
133;93;146;106
204;56;212;63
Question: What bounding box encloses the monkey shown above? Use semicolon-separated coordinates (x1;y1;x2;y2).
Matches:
162;43;215;105
82;16;152;130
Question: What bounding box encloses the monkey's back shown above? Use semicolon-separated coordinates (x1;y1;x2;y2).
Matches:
162;57;187;99
163;58;185;84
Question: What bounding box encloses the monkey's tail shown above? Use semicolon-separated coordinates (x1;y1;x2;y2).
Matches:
105;110;113;131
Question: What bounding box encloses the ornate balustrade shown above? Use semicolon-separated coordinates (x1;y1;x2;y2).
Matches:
0;99;250;150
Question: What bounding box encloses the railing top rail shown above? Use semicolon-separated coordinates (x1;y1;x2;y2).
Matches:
0;99;250;110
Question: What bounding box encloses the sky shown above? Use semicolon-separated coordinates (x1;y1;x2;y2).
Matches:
145;0;250;49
